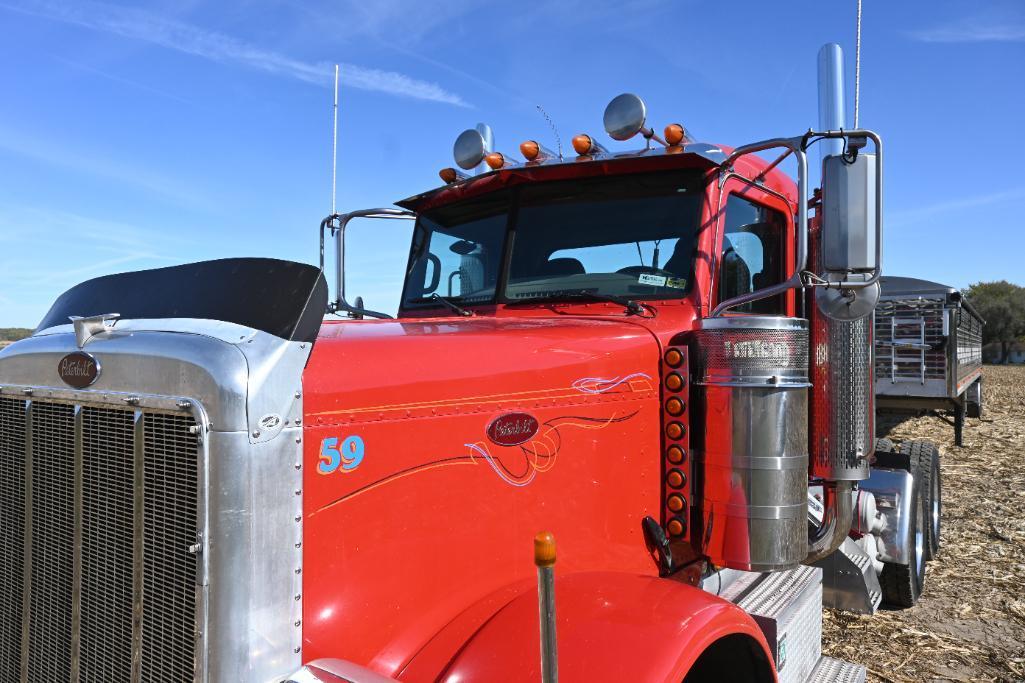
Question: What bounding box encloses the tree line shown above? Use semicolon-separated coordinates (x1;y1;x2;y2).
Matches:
964;281;1025;363
0;328;32;342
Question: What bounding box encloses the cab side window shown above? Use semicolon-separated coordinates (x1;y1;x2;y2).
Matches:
717;194;786;314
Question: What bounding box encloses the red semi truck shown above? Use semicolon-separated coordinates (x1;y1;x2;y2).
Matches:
0;47;940;682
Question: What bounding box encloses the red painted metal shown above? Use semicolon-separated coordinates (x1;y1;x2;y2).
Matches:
299;147;800;679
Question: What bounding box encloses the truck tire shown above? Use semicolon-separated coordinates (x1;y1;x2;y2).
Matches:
874;437;896;455
876;447;927;608
901;440;941;560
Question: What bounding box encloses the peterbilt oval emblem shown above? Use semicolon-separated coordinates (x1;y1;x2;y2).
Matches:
486;412;539;447
57;351;100;389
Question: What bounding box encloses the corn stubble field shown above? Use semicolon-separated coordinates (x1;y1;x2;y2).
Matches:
822;365;1025;682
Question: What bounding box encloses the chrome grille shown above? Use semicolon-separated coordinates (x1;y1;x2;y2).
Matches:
80;407;135;680
0;398;27;681
28;401;75;683
142;413;199;683
0;397;199;683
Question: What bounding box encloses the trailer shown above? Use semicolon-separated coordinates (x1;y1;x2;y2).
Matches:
874;276;984;446
0;45;938;683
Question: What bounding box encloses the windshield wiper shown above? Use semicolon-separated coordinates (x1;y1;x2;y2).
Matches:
428;293;473;317
507;292;653;317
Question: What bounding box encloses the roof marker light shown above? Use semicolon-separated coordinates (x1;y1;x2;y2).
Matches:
664;123;687;146
571;134;608;156
439;167;468;184
520;140;558;163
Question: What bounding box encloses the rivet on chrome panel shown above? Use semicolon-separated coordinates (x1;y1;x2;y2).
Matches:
295;463;302;470
295;542;302;548
295;568;302;574
294;515;302;522
294;647;301;654
295;437;302;444
294;620;301;627
294;594;301;601
295;418;302;425
252;430;261;438
294;390;302;399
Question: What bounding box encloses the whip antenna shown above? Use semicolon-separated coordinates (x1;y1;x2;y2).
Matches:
854;0;862;127
332;64;339;215
536;104;563;161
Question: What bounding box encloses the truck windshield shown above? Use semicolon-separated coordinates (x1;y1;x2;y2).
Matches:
401;171;703;309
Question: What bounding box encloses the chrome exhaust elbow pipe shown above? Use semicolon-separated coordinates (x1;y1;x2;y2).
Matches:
805;481;854;563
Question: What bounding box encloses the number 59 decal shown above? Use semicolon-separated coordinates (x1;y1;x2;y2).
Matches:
318;435;365;474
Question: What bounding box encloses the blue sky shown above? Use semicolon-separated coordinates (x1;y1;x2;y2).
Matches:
1;0;1023;327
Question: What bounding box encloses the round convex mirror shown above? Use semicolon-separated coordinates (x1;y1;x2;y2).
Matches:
454;129;487;170
603;93;648;141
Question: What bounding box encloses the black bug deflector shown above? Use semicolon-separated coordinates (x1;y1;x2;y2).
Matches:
37;258;328;343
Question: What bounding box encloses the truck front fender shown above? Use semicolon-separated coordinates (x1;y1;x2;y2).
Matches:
403;571;774;683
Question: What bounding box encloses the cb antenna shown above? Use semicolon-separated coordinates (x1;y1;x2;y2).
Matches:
854;0;862;127
536;104;563;161
331;64;339;216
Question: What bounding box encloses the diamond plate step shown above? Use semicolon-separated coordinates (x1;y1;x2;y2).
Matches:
807;655;867;683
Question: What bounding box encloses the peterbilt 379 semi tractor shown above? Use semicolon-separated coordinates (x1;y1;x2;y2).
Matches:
0;45;941;682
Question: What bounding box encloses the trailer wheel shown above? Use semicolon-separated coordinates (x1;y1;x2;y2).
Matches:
878;448;926;608
902;440;941;560
874;437;896;454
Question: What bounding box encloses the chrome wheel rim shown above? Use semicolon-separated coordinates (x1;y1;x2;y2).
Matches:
915;499;925;577
931;473;941;547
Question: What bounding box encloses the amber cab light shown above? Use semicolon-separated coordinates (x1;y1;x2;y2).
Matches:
485;152;507;170
665;397;685;416
439;167;458;183
572;134;594;155
666;469;686;488
665;421;684;440
664;348;683;368
664;123;686;146
667;494;685;513
667;445;685;464
665;373;684;392
667;518;685;537
520;140;541;160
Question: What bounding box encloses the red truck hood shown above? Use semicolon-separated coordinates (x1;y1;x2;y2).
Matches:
300;314;666;673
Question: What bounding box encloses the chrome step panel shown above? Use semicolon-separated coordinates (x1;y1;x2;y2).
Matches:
807;655;867;683
719;565;823;683
812;537;882;614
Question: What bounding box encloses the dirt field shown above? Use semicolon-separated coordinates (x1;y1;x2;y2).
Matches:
822;365;1025;682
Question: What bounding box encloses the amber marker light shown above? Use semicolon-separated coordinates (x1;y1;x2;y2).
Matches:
534;531;556;568
666;469;686;488
667;518;685;537
665;422;684;440
485;152;506;170
520;140;540;161
664;123;686;146
665;397;685;416
667;445;685;464
572;134;594;155
667;494;685;513
664;348;683;368
665;373;684;392
439;167;458;183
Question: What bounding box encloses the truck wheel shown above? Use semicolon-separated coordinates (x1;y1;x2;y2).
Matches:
902;440;941;560
877;448;927;608
874;437;896;454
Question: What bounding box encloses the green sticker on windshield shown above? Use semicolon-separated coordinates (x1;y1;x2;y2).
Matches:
665;277;687;289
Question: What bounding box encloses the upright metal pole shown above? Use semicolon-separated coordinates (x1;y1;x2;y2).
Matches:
816;43;846;165
854;0;862;128
534;532;558;683
475;123;494;176
332;64;339;216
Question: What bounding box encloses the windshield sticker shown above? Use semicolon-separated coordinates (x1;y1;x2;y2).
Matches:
665;277;687;289
638;273;667;287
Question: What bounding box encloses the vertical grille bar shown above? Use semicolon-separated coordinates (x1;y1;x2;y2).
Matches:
70;405;82;683
132;410;145;683
19;399;32;683
79;407;136;682
26;402;75;682
0;398;26;681
141;412;199;682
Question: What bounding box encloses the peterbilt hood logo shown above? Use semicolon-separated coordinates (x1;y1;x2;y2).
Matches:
486;412;539;447
58;352;100;389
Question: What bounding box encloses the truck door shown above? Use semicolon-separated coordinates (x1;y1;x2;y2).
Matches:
711;178;796;317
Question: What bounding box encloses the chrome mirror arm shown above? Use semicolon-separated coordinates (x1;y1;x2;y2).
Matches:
318;208;416;319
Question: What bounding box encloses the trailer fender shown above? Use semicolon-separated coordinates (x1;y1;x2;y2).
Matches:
409;571;774;683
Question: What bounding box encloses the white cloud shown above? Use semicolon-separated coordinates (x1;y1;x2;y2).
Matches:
910;22;1025;43
888;187;1025;228
4;0;470;106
